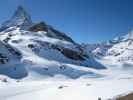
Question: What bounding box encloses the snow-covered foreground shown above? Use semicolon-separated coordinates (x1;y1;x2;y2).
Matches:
0;67;133;100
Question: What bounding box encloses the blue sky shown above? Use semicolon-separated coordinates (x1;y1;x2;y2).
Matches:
0;0;133;43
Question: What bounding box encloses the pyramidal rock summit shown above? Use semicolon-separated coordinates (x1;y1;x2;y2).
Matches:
0;6;32;31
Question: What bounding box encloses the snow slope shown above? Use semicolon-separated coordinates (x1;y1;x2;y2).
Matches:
0;40;27;79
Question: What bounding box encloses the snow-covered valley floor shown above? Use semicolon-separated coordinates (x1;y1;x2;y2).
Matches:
0;66;133;100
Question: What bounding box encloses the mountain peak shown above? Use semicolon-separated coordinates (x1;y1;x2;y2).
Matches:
0;6;32;30
126;30;133;39
16;5;25;11
12;6;30;20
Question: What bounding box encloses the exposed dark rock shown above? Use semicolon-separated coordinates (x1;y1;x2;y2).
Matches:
59;65;66;70
3;37;11;43
43;67;49;71
28;44;35;48
60;48;85;61
0;76;8;82
29;22;75;43
3;43;22;58
51;43;85;60
11;39;23;43
58;85;68;89
33;40;85;61
29;22;48;32
0;53;8;64
116;92;133;100
48;27;75;43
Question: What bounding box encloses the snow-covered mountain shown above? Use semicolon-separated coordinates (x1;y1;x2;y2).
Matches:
83;30;133;66
106;30;133;64
0;6;105;79
81;42;112;58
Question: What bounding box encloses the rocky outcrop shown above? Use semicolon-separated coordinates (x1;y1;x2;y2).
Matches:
48;27;75;43
29;22;48;32
28;40;85;61
51;44;85;60
29;23;75;43
0;53;8;64
60;48;85;60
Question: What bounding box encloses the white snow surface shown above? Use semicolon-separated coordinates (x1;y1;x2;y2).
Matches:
0;66;133;100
